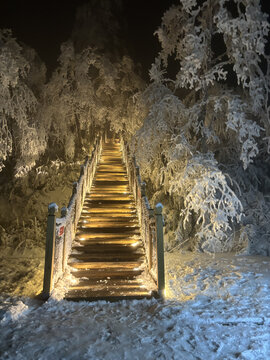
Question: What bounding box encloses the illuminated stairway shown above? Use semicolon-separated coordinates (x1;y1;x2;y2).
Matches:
65;140;153;300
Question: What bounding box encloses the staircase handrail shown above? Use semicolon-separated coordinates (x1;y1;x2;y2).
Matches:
42;135;103;299
120;139;165;297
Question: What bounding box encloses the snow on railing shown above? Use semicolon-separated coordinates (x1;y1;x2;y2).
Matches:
42;136;102;299
120;139;165;296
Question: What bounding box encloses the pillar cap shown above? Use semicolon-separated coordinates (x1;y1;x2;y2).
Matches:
155;203;163;214
48;202;58;215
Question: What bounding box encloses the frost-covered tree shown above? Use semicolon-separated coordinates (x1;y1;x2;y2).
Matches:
134;0;270;252
0;29;46;176
39;41;144;160
153;0;269;167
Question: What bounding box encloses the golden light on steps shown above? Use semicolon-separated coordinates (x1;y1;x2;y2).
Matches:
64;140;154;300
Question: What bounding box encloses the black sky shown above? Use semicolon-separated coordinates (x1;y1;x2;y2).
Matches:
0;0;269;80
0;0;176;80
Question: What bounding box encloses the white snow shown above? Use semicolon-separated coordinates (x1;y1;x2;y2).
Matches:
1;301;29;324
0;252;269;360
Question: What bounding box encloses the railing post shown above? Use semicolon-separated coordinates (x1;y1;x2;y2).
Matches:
73;181;78;196
80;165;85;206
155;203;165;297
80;164;85;176
148;208;154;271
61;207;67;218
42;202;58;300
61;207;68;272
141;182;146;197
73;181;78;226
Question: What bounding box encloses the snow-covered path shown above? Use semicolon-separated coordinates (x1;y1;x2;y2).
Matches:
0;253;269;360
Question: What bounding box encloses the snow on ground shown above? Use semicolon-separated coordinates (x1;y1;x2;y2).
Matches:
0;252;269;360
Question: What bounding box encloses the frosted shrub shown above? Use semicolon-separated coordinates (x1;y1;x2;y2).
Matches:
177;155;243;252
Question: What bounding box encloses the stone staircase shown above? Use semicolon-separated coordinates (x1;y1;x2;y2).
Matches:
65;140;154;300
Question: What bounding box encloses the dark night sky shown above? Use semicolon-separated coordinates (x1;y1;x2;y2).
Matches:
0;0;176;79
0;0;269;80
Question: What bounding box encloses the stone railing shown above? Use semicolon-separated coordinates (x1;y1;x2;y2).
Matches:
42;136;102;299
121;139;165;296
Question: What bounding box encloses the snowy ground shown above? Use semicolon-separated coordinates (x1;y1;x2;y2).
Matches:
0;252;269;360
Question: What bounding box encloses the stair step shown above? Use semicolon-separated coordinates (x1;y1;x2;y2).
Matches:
78;221;139;227
82;204;136;210
91;184;129;187
70;268;142;280
71;243;144;253
90;191;130;195
87;196;133;201
76;232;140;240
99;162;124;165
89;191;132;195
70;284;147;291
90;192;131;196
84;200;134;206
99;157;122;159
76;227;140;234
78;221;139;228
80;214;138;220
65;289;152;301
75;240;141;247
91;185;129;189
97;169;127;175
98;160;124;162
80;212;138;217
96;170;126;174
72;243;142;252
70;278;144;287
84;197;135;205
100;155;123;157
69;251;144;262
95;174;127;178
69;261;142;270
82;212;137;217
75;239;141;246
78;221;138;226
82;210;136;215
93;181;129;185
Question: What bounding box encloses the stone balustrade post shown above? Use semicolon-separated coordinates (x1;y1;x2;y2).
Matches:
155;203;165;297
42;202;58;300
